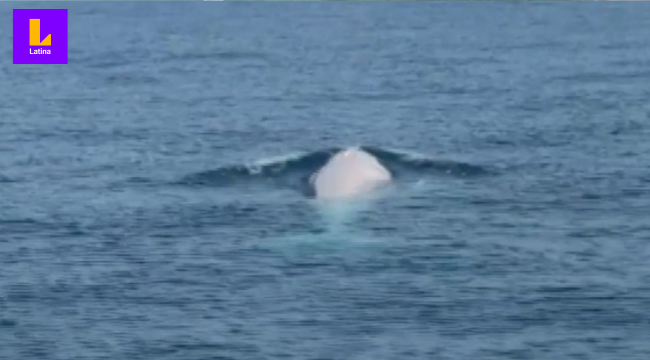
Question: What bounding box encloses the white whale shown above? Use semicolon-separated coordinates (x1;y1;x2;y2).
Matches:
310;147;392;200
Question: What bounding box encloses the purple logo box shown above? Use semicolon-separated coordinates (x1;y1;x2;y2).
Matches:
13;9;68;64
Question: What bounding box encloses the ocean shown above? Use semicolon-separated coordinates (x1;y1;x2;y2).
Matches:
1;2;649;359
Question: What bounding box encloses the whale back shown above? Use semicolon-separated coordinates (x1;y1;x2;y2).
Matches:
310;147;391;200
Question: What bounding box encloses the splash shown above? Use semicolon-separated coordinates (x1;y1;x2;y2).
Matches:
177;145;493;197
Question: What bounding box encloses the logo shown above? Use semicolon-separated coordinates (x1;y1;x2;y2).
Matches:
13;9;68;64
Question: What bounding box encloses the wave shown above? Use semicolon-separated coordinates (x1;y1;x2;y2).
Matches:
177;148;337;188
176;146;493;194
360;146;493;177
0;174;16;183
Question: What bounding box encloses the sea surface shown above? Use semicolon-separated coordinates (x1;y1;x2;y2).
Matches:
1;2;650;359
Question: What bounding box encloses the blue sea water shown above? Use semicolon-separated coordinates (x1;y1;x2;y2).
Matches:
1;1;650;359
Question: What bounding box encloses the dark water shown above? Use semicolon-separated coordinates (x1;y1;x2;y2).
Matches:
2;2;650;359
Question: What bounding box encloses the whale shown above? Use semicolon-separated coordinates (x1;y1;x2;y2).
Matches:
309;147;392;200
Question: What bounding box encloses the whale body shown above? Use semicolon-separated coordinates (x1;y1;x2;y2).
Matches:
309;147;392;200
